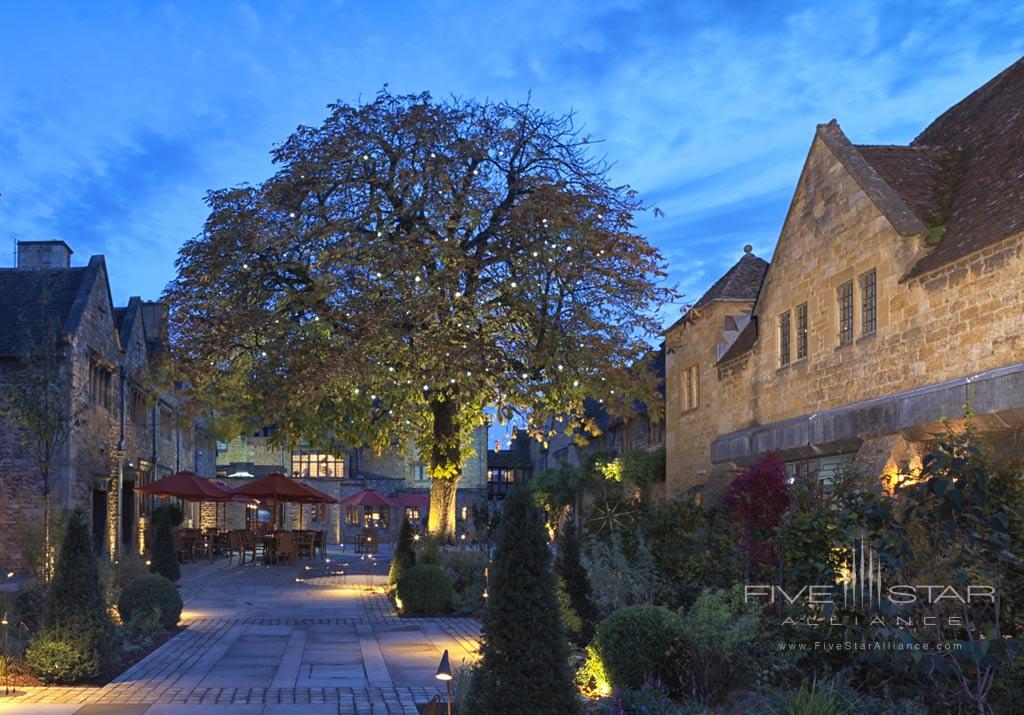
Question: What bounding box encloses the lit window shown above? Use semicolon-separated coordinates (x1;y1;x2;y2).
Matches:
363;506;389;528
779;311;791;366
796;303;808;360
860;270;877;334
405;507;420;523
838;280;854;346
345;506;360;525
291;450;345;478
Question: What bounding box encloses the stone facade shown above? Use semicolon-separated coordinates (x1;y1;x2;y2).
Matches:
212;425;489;542
0;242;214;571
665;298;759;496
664;60;1024;497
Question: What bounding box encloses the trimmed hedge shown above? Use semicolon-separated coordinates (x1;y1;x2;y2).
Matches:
396;564;452;614
118;575;183;629
594;604;684;690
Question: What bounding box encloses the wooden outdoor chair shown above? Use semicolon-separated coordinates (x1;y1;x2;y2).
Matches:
240;530;264;565
227;529;245;566
273;531;298;565
313;530;326;560
174;532;194;563
295;531;316;561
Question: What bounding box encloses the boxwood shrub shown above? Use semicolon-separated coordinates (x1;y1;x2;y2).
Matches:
396;564;453;614
117;574;183;629
594;604;684;690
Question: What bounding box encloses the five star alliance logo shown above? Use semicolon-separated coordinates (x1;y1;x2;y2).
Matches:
844;536;882;608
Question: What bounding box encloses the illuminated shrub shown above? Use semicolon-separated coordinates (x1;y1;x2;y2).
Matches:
117;575;183;629
25;635;100;684
396;564;452;614
594;604;683;690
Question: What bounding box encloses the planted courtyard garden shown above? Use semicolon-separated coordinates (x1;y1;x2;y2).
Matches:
439;425;1022;715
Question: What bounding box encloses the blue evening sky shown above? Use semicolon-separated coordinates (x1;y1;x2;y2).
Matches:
1;1;1022;324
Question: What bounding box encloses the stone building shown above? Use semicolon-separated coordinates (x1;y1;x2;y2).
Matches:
531;346;666;490
0;241;215;571
665;58;1024;499
212;426;489;542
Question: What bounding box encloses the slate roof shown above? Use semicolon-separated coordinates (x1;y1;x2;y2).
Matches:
716;317;758;365
815;121;929;237
665;252;768;333
903;55;1024;278
487;431;533;470
115;297;147;352
854;145;947;225
0;267;89;357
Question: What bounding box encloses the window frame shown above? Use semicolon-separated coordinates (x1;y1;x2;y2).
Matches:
838;280;854;346
290;450;345;479
796;303;808;360
681;364;700;412
88;358;112;410
860;269;877;335
778;310;792;367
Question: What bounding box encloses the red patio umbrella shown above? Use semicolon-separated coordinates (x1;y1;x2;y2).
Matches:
340;488;398;507
137;471;238;501
137;471;252;530
232;472;339;529
232;472;340;504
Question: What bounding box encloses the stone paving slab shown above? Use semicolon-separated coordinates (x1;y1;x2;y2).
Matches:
1;548;479;714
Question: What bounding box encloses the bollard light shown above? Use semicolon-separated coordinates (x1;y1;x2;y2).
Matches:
435;649;453;715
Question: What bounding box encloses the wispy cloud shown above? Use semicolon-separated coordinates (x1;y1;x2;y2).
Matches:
0;0;1021;316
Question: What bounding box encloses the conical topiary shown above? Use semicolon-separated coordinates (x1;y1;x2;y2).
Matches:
556;520;600;645
40;508;114;675
389;517;417;586
150;506;180;583
468;487;582;714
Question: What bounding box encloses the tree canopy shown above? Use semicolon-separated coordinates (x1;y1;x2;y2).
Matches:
165;88;675;535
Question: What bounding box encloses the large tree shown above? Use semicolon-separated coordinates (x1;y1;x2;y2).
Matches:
165;89;674;538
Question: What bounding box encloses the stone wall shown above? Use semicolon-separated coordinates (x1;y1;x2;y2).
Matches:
664;133;1024;494
664;299;756;495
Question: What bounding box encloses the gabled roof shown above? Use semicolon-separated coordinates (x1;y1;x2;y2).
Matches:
0;255;118;358
854;145;948;225
665;252;768;333
822;57;1024;279
816;121;929;237
903;56;1024;278
0;267;88;356
716;317;758;365
115;297;148;353
487;431;533;470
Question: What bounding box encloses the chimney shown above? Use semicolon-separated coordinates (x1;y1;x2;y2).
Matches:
141;301;170;344
17;240;72;269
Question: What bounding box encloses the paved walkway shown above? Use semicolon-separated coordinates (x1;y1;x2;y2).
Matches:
0;548;480;714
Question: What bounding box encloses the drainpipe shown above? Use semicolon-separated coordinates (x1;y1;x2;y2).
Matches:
115;368;126;559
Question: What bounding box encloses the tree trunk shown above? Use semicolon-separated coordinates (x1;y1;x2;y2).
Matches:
426;397;461;541
43;471;52;583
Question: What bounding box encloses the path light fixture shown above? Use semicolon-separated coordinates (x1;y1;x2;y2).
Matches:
3;571;13;695
435;648;453;715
